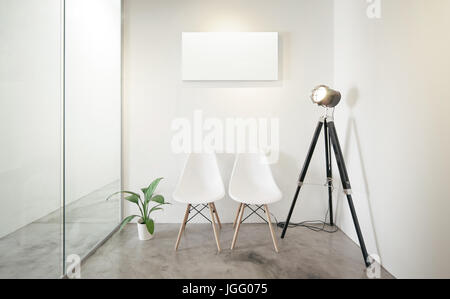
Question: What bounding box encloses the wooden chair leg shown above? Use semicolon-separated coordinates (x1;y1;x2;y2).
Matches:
211;202;222;230
264;205;279;253
231;204;245;250
233;203;243;229
208;203;221;252
175;204;191;251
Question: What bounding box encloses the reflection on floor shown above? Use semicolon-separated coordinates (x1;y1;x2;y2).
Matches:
0;181;120;279
81;223;394;279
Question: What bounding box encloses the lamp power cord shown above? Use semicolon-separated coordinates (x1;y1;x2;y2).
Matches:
274;179;340;234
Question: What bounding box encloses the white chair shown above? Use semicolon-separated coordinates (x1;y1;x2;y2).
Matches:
173;153;225;252
229;153;282;252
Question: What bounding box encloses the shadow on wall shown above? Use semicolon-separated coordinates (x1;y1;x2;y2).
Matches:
334;87;382;262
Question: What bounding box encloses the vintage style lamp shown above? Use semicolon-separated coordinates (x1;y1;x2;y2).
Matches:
281;85;371;267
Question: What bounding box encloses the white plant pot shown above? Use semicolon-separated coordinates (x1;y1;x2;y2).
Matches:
137;221;154;241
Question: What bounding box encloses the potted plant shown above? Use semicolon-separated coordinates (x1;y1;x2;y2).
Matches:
107;178;170;241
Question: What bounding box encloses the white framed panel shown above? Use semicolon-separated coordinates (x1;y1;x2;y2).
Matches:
182;32;278;81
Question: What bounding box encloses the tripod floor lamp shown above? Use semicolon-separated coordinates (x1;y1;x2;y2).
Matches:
281;85;371;267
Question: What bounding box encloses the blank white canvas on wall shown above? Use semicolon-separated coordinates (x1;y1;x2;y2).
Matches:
182;32;279;81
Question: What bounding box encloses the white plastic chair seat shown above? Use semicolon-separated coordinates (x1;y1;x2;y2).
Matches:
229;188;282;205
173;153;225;252
173;188;224;205
173;153;225;204
229;153;282;253
229;153;282;205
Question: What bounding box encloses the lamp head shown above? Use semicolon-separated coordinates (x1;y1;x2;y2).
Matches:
310;85;341;108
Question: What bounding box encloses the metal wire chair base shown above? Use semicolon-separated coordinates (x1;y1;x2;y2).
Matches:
240;204;268;224
186;204;212;224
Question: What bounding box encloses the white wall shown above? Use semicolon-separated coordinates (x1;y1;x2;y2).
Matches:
123;0;336;223
334;0;450;278
65;0;122;203
0;0;62;238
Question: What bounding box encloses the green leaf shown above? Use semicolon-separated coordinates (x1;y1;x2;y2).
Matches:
107;191;141;201
119;215;139;232
143;178;164;218
107;191;144;218
125;194;140;205
151;195;165;204
149;207;163;214
145;218;155;235
144;178;164;202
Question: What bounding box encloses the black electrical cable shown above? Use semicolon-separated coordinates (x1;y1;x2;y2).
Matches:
275;207;339;234
273;180;340;234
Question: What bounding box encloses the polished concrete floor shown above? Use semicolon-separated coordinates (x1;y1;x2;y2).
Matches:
0;182;120;279
81;223;394;279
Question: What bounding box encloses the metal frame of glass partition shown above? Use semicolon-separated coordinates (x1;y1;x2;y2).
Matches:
61;0;66;277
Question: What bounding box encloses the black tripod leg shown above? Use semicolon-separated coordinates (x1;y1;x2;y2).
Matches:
281;120;324;239
324;120;334;226
327;121;370;267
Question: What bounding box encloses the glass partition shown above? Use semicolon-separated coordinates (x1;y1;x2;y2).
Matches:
64;0;122;272
0;0;122;278
0;0;63;278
